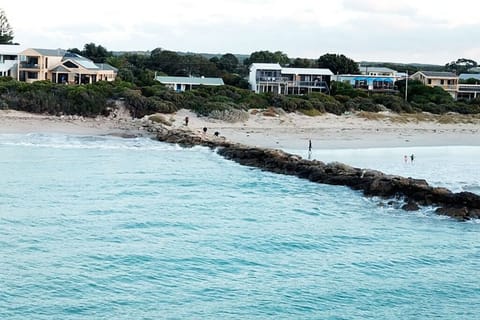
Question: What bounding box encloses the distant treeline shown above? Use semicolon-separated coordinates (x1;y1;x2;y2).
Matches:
1;76;479;119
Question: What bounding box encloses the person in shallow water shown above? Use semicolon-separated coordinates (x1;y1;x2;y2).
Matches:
410;154;415;163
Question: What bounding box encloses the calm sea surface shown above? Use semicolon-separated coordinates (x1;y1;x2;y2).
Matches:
1;134;479;319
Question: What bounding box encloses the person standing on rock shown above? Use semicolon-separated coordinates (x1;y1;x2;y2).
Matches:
184;116;189;126
308;139;312;160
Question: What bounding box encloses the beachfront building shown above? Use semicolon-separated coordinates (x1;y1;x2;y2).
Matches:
50;52;117;84
18;48;66;82
249;63;333;95
410;71;458;99
0;44;26;79
457;73;480;100
331;65;399;92
18;48;118;84
155;76;224;92
333;74;397;92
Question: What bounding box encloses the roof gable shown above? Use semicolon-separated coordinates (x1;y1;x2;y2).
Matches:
416;71;458;78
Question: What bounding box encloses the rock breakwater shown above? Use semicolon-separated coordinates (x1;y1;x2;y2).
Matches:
154;126;480;221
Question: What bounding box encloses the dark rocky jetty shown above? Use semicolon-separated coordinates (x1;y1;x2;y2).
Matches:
154;126;480;221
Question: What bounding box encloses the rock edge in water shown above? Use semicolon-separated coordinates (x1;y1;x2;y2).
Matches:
154;126;480;221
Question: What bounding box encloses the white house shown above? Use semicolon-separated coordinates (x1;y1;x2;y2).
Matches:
457;73;480;100
249;63;333;95
0;44;26;78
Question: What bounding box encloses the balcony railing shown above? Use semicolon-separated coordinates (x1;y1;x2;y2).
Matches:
458;85;480;92
257;76;287;82
437;85;458;90
20;62;40;69
257;77;328;87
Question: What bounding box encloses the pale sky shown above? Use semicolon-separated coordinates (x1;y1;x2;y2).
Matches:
3;0;480;64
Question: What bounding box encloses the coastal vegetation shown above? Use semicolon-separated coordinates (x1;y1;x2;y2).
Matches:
0;37;480;118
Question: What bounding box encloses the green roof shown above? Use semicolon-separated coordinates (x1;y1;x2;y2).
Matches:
155;76;224;86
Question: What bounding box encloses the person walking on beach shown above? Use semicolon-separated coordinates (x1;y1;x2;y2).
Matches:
184;116;189;126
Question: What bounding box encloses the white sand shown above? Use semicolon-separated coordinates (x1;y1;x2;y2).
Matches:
1;108;480;150
166;109;480;150
0;109;144;137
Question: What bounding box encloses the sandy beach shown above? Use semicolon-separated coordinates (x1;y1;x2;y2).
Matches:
164;109;480;150
1;108;480;150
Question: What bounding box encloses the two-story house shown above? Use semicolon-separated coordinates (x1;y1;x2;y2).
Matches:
249;63;332;95
332;65;399;92
18;48;117;84
410;71;458;99
18;48;66;83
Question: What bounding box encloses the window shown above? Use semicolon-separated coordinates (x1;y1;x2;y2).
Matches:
428;79;432;84
63;61;79;68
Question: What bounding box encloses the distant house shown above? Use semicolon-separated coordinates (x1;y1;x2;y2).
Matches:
249;63;332;95
155;76;224;92
0;44;26;78
359;66;397;77
410;71;458;98
457;73;480;100
333;74;397;92
18;48;117;84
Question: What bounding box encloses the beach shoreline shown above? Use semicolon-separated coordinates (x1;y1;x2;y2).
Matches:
1;108;479;150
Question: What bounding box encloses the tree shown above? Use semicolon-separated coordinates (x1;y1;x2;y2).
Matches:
0;9;14;44
445;58;478;74
149;48;185;75
81;43;112;63
317;53;359;75
217;53;239;73
243;50;290;66
290;58;316;68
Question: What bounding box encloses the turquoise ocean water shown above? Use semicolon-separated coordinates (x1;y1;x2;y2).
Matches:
0;134;479;319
